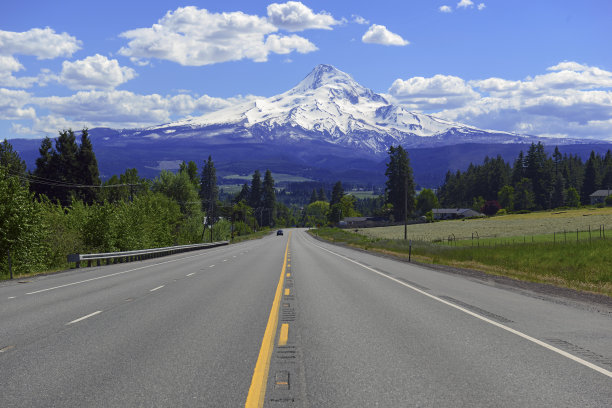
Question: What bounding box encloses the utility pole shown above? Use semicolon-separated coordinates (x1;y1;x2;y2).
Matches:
404;173;408;240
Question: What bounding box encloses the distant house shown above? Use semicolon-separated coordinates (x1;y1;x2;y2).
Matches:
432;208;483;220
589;189;612;205
339;216;408;228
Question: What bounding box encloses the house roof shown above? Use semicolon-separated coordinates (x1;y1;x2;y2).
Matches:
589;189;612;197
433;208;474;214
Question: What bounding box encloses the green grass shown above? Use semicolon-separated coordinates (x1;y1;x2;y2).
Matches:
311;227;612;297
222;173;314;183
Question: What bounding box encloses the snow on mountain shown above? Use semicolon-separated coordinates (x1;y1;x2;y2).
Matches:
147;64;527;154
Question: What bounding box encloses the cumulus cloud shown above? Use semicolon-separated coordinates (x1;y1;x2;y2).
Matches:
439;6;452;13
457;0;474;8
477;3;486;10
391;62;612;139
389;74;480;110
118;6;317;66
362;24;409;46
0;88;36;120
267;1;340;31
0;27;81;59
4;88;259;136
59;54;136;90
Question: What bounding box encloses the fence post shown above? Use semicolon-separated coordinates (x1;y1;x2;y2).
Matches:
409;240;412;262
8;249;13;280
589;225;591;242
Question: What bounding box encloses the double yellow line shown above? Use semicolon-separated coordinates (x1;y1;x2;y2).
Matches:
245;232;291;408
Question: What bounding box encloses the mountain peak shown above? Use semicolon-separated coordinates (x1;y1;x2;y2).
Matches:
292;64;357;92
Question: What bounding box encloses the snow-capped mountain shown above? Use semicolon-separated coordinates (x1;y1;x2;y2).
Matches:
140;64;529;154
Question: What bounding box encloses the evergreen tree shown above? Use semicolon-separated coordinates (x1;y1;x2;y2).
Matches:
384;146;415;221
249;170;262;209
566;187;580;208
309;189;318;204
200;156;219;232
235;183;250;204
512;151;525;185
498;185;515;211
76;129;100;204
514;178;535;211
179;160;199;187
317;187;327;202
0;139;26;174
551;174;566;208
262;169;276;227
32;136;54;199
581;151;600;204
330;181;344;206
524;142;552;209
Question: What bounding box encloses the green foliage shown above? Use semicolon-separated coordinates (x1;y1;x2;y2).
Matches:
416;188;439;215
304;200;329;227
385;145;415;220
566;187;580;208
262;170;276;227
606;195;612;206
498;185;515;210
0;139;27;175
199;156;219;226
249;170;262;209
0;168;46;277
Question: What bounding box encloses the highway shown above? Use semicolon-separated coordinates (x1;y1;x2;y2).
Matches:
0;229;610;407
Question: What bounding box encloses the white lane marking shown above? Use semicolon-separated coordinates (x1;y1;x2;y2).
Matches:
25;247;230;296
150;285;164;292
309;239;612;379
8;296;16;299
209;265;215;268
223;259;228;262
67;310;102;325
186;273;195;277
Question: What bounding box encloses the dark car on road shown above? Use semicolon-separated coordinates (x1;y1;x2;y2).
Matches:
277;230;284;236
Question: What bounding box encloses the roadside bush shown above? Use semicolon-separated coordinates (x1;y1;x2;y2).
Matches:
605;195;612;206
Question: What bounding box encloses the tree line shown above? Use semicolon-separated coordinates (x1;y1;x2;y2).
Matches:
437;143;612;212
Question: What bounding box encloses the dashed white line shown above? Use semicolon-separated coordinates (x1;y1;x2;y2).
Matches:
66;311;102;325
209;265;215;268
8;296;16;299
150;285;165;292
223;259;228;262
186;273;195;277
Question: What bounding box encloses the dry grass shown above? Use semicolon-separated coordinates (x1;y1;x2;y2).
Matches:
356;207;612;241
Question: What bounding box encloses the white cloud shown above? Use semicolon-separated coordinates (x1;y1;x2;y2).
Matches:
439;6;452;13
0;27;81;59
457;0;474;8
118;6;317;66
60;54;137;90
267;1;340;31
0;88;36;120
352;15;370;25
390;62;612;139
265;34;318;54
362;24;409;46
477;3;486;11
389;74;480;110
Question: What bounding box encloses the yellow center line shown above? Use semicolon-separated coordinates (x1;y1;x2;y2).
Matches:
245;231;291;408
278;323;289;346
284;288;290;296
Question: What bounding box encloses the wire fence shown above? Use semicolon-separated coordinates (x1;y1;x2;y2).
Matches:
420;224;610;247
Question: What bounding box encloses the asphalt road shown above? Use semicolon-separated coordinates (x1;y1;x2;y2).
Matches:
0;229;610;407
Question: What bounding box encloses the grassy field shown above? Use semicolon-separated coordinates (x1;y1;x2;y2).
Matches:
222;173;314;183
356;207;612;242
313;208;612;297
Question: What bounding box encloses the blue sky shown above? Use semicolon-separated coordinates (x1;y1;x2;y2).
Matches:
1;0;611;140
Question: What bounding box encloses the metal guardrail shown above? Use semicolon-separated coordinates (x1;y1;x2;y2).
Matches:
67;241;229;268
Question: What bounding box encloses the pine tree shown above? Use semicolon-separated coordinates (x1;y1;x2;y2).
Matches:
384;146;415;221
317;187;327;202
0;139;26;174
200;156;219;236
581;151;600;204
262;170;276;227
249;170;262;210
235;183;250;204
76;129;100;204
309;189;318;204
330;181;344;206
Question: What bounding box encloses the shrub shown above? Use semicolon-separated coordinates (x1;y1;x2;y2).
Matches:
481;200;501;216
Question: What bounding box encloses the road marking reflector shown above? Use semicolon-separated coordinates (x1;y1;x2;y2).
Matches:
67;310;102;325
286;273;291;277
309;239;612;380
150;285;164;292
279;324;289;346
